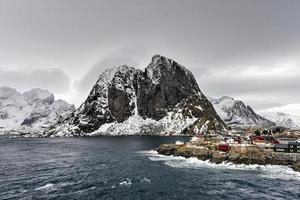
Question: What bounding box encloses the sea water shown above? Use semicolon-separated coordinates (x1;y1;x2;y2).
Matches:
0;136;299;200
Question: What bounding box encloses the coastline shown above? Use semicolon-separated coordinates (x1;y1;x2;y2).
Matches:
156;144;300;172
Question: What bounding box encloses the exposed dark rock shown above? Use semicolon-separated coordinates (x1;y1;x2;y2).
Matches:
157;144;300;172
108;88;132;122
137;55;202;120
292;162;300;172
48;55;226;136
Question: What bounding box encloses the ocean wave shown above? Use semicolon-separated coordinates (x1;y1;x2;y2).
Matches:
35;183;55;190
140;177;151;183
138;150;186;161
119;178;132;186
139;150;300;180
35;181;76;191
112;177;150;189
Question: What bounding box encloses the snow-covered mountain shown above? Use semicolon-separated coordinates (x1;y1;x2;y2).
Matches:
0;87;75;134
47;55;226;137
259;112;300;129
208;96;275;127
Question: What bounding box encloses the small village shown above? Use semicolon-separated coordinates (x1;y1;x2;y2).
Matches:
157;124;300;172
182;124;300;154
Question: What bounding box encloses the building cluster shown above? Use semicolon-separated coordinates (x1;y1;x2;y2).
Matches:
176;125;300;153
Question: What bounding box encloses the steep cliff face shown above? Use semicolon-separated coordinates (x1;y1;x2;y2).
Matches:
47;55;226;137
209;96;275;127
137;55;202;120
0;87;75;134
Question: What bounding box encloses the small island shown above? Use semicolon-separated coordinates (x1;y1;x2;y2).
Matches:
157;128;300;172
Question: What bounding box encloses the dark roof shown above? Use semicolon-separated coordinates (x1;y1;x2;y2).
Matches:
273;144;288;149
288;141;300;145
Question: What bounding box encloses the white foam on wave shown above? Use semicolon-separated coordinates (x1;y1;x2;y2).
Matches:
119;178;132;186
138;150;186;161
35;182;76;191
139;150;300;180
35;183;55;190
59;182;75;187
140;177;151;183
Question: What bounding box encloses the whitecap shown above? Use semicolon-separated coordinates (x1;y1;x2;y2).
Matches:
138;150;186;161
140;177;151;183
142;150;300;180
58;182;74;187
35;183;55;190
119;178;132;186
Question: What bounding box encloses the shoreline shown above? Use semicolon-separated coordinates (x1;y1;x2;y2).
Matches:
1;132;192;138
156;144;300;172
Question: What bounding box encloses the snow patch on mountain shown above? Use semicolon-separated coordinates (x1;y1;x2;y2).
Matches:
259;112;300;129
87;111;198;136
0;87;75;134
209;96;275;127
47;55;226;137
23;88;54;104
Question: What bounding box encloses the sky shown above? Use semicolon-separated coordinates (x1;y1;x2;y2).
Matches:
0;0;300;115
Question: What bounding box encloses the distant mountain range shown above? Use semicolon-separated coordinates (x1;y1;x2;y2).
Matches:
1;56;299;137
259;112;300;129
0;87;75;134
208;96;275;128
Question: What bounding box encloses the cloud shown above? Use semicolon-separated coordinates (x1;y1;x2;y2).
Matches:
196;59;300;113
71;46;150;105
258;104;300;116
76;56;139;93
0;68;72;94
0;0;300;114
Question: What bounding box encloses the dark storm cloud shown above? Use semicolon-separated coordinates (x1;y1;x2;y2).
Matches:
0;0;299;114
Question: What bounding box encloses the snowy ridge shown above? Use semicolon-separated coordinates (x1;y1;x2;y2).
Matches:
259;112;300;129
209;96;275;127
0;87;75;134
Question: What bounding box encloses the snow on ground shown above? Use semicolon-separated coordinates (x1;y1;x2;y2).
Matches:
88;110;198;136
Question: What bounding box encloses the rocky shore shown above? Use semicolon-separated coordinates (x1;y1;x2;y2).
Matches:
157;144;300;172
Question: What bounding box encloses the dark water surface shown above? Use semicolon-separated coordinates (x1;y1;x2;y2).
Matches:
0;136;300;200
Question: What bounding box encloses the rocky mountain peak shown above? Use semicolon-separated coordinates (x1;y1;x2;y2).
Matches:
220;96;235;101
260;112;300;128
23;88;54;104
209;96;275;127
47;55;226;136
0;87;20;99
147;55;194;81
150;54;172;66
95;65;135;86
277;112;286;116
145;55;201;97
0;87;75;134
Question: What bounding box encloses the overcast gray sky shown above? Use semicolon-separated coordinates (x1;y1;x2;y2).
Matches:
0;0;300;115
